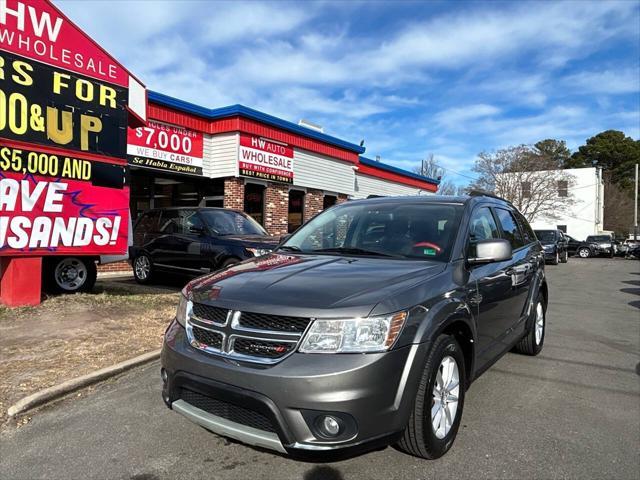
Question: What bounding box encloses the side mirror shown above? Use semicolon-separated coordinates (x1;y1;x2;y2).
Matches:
468;239;512;265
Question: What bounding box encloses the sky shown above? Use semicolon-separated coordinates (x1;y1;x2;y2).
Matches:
60;0;640;186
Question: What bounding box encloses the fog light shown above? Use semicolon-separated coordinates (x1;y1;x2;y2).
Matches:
161;368;168;384
320;415;341;437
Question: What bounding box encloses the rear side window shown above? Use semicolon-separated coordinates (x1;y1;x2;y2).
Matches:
159;210;182;234
495;208;525;249
514;210;536;244
133;211;161;243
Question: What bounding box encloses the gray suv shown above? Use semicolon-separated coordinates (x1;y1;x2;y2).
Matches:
161;193;547;459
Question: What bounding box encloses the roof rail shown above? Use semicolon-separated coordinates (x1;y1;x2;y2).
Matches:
468;190;510;202
366;194;385;199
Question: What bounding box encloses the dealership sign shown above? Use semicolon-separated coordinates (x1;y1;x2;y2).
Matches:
0;0;146;256
0;145;129;255
127;121;204;176
238;133;293;184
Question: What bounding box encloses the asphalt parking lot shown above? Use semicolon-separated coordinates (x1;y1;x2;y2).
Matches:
1;258;638;480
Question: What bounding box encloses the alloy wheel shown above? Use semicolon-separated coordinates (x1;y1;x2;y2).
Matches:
431;355;460;439
579;248;590;258
135;255;151;280
535;302;544;345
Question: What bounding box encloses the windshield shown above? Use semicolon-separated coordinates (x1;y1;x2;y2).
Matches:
281;201;463;261
200;210;268;236
587;235;610;242
534;230;557;242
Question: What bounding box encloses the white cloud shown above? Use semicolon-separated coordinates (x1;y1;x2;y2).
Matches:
434;104;501;129
562;68;640;94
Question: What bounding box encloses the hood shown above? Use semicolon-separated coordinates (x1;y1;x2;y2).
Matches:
218;234;280;248
188;253;445;318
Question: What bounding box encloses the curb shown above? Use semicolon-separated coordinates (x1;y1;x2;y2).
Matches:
7;349;161;418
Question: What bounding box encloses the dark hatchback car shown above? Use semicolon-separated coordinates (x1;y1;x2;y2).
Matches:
161;194;547;459
533;229;568;265
130;207;278;284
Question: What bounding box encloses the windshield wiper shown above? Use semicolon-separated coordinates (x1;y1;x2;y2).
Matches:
278;245;303;252
311;247;399;258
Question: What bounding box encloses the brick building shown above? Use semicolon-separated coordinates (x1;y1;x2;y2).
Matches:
100;91;439;272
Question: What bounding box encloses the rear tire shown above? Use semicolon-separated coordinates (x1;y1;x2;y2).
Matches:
578;247;591;258
397;334;466;459
133;253;154;284
44;257;97;294
513;295;546;356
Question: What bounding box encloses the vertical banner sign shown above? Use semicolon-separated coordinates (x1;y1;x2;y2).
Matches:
238;133;294;184
127;121;204;176
0;0;146;256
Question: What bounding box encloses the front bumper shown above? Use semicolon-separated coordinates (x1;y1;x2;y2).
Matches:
161;320;428;454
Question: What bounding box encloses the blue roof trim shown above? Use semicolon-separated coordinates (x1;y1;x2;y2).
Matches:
359;156;440;185
148;90;366;154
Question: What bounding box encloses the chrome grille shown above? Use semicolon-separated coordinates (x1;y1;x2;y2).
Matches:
186;304;310;364
238;311;310;333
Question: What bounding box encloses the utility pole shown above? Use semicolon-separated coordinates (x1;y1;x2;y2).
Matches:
635;163;638;241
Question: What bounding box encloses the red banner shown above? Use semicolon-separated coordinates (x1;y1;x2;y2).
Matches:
0;0;129;87
0;145;129;256
127;121;204;175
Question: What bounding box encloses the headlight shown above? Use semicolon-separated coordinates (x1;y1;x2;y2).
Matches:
299;311;407;353
175;287;192;327
247;247;273;257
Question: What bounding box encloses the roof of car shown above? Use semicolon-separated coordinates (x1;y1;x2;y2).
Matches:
348;192;512;207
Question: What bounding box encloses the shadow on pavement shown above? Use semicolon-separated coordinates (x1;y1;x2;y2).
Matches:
304;466;345;480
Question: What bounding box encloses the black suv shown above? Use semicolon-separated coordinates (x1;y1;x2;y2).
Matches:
130;207;278;284
161;194;547;459
534;229;568;265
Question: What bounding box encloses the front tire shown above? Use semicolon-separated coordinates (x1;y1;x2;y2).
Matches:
578;247;591;258
44;257;97;294
133;253;154;284
550;251;559;265
560;250;568;263
397;334;466;459
513;296;546;356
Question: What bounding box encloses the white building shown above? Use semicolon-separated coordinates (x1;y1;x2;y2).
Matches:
527;167;605;241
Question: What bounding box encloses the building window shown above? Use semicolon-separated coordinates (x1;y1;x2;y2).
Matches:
521;182;531;198
557;180;568;197
323;195;337;209
244;183;265;225
288;190;305;233
557;224;567;233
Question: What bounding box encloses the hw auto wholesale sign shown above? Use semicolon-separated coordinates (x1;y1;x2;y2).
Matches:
127;120;204;176
0;0;146;256
239;133;294;184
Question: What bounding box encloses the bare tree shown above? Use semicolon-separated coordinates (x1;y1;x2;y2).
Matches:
413;153;444;180
413;153;465;195
470;145;576;222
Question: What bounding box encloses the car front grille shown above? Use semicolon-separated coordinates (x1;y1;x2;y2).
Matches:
192;303;228;324
180;388;275;433
191;325;223;350
238;311;310;333
232;337;296;359
186;303;310;364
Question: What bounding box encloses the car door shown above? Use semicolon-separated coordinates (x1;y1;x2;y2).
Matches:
153;209;209;274
467;205;514;366
494;207;536;335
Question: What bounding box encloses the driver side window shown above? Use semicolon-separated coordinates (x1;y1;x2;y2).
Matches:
468;207;500;256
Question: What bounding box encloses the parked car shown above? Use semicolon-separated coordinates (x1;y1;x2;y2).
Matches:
563;234;583;256
534;229;568;265
161;193;548;459
577;234;616;258
129;207;279;284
